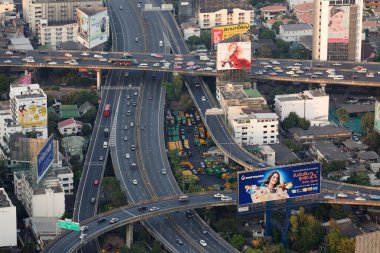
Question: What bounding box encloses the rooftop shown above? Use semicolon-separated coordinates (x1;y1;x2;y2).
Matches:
199;0;253;13
281;23;313;32
243;89;263;98
60;104;80;119
363;20;378;27
339;104;374;114
298;12;314;25
358;151;379;161
181;22;200;29
260;4;287;12
322;219;362;238
53;167;72;176
292;2;314;12
313;140;348;161
77;6;107;16
342;140;369;151
0;188;12;208
58;118;82;129
27;217;62;235
270;143;299;165
290;125;351;138
267;18;291;25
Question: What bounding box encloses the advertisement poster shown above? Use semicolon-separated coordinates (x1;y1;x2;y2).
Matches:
238;163;321;205
37;136;54;183
216;42;251;70
89;9;109;48
211;24;250;45
77;11;89;39
328;5;349;43
375;99;380;134
18;98;47;127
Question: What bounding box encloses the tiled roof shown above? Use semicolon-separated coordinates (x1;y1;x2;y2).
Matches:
292;2;313;12
261;5;287;12
58;118;82;129
298;12;314;25
280;23;313;32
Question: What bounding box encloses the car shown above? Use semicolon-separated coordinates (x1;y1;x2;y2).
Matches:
214;193;224;198
124;136;128;141
199;240;207;247
3;60;11;63
286;71;295;75
174;65;182;70
314;71;323;75
127;111;131;116
153;63;160;67
186;61;195;66
355;197;366;201
270;72;278;76
291;74;299;77
260;62;268;65
201;96;206;102
64;53;72;57
99;156;104;161
350;74;358;79
132;102;137;106
221;196;232;201
138;206;147;211
79;234;87;240
126;101;131;106
137;3;141;7
255;71;264;75
148;96;153;100
126;95;131;99
124;125;128;130
201;228;208;234
132;179;138;185
140;125;145;130
337;193;348;198
149;207;160;212
366;72;375;78
109;218;119;224
125;153;130;159
81;226;88;232
48;61;57;65
125;72;129;77
200;162;206;168
131;163;137;169
332;62;342;66
5;50;13;55
295;70;304;74
130;122;134;127
131;145;136;151
81;52;89;56
204;67;213;71
275;69;284;73
26;59;35;63
94;179;99;186
176;238;183;245
99;58;107;62
161;169;167;174
324;195;335;199
258;163;266;168
134;91;138;96
294;62;302;66
369;195;380;200
154;54;163;58
98;218;107;223
94;54;102;58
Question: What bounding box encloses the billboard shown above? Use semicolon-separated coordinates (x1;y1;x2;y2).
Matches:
216;42;251;70
328;5;349;43
238;163;321;205
375;99;380;134
36;136;54;184
89;9;109;48
18;97;47;127
211;24;250;45
77;10;89;40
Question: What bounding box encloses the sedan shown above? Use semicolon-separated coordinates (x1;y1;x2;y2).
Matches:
201;96;207;102
81;52;90;56
324;195;335;199
153;63;160;67
355;197;366;201
149;207;160;212
176;239;183;245
3;60;11;63
109;218;119;224
125;153;130;159
174;65;182;70
199;240;207;247
204;67;213;71
214;193;223;198
337;193;348;198
132;179;138;185
99;156;104;161
138;206;147;211
48;61;57;65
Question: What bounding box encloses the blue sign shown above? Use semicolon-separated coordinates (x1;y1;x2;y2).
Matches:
37;136;54;183
238;163;321;206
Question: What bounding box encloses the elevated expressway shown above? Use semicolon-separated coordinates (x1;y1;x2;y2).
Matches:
43;190;380;253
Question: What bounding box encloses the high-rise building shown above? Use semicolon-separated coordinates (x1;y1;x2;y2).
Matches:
312;0;363;62
0;188;17;247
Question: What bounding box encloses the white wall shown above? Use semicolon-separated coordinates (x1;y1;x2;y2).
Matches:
279;26;313;42
0;189;17;247
198;8;253;29
32;188;65;218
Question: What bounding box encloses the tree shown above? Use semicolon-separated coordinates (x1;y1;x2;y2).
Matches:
297;117;310;130
272;21;283;34
81;108;97;124
259;28;275;40
151;240;164;253
0;73;10;93
345;172;371;186
61;90;99;106
48;112;61;136
282;112;299;129
229;234;246;250
81;123;92;136
325;220;355;253
102;177;128;208
363;131;380;151
200;31;211;50
172;74;183;97
215;218;239;239
361;112;374;134
186;35;201;48
336;108;349;126
289;207;323;252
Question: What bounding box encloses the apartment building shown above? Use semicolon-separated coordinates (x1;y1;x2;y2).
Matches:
37;19;77;48
279;23;313;42
0;188;17;247
274;89;329;126
260;4;287;21
0;0;15;15
197;0;254;29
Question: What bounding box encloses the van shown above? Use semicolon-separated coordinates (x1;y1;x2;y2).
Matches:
199;55;209;61
179;195;189;202
104;128;109;137
103;141;108;149
333;75;344;80
159;41;163;47
138;63;148;68
91;198;96;204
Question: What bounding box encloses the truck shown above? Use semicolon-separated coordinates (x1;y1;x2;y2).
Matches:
183;139;190;149
198;124;206;139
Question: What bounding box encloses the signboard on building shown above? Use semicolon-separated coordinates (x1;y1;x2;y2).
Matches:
211;24;250;46
375;99;380;134
18;96;47;127
57;220;80;231
36;136;54;184
78;11;89;40
89;9;109;48
328;5;350;43
238;162;321;206
216;42;251;70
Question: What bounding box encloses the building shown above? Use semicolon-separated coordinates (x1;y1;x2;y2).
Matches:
178;0;195;24
364;0;380;13
287;0;313;10
9;84;48;138
76;7;109;49
0;0;15;15
25;217;62;247
362;20;378;33
61;136;85;160
37;19;77;49
14;171;65;218
0;188;17;247
310;140;348;163
22;0;103;37
263;18;291;29
8;36;33;50
289;125;352;143
260;5;287;21
292;2;314;25
355;231;380;253
60;104;80;119
181;22;200;40
312;0;363;62
197;0;254;29
58;118;82;135
0;105;22;159
78;101;96;116
53;167;74;195
279;23;313;42
229;108;279;145
274;89;329;126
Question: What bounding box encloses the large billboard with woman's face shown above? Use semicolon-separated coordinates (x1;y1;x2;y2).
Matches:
216;42;251;70
328;5;350;43
238;163;321;205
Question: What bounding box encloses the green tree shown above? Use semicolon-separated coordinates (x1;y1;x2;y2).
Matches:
272;21;283;34
282;112;299;129
336;108;349;126
101;177;128;209
361;112;374;134
283;139;300;152
48;112;61;136
297;117;310;130
173;74;183;97
345;172;371;186
81;123;92;136
215;218;239;239
325;220;355;253
289;207;323;252
151;240;164;253
229;234;246;250
259;28;275;40
186;35;201;48
363;131;380;151
127;242;147;253
61;90;99;106
81;108;97;124
200;31;211;50
0;73;10;93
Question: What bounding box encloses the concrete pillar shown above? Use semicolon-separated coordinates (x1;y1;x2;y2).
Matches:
320;83;326;92
24;69;28;76
308;82;313;90
125;224;133;248
96;69;102;90
252;80;257;90
224;154;229;165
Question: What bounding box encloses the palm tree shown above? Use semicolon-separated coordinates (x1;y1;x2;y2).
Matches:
336;108;349;126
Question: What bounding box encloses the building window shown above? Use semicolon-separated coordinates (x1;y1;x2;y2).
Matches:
271;125;275;127
264;125;267;128
242;138;247;140
263;136;267;139
263;131;267;133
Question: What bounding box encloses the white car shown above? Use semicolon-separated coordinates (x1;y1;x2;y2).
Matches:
332;62;342;66
294;62;302;66
201;96;206;102
337;193;348;198
221;196;232;201
149;207;160;212
5;51;13;55
125;154;130;159
132;179;138;185
3;60;12;63
99;58;107;62
324;195;335;199
214;193;223;198
355;197;366;201
161;169;167;174
94;54;103;58
26;59;35;63
204;67;213;71
64;53;72;57
199;240;207;247
81;52;90;56
69;61;78;65
48;61;57;65
100;51;108;55
79;234;87;240
153;63;160;67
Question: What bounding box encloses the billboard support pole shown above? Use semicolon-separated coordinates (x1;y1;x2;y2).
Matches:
264;201;272;236
96;69;102;90
281;198;293;247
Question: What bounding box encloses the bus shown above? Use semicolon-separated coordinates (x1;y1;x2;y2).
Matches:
103;104;111;117
108;59;133;66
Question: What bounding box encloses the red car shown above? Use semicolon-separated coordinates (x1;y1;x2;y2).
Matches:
94;179;99;186
174;65;182;70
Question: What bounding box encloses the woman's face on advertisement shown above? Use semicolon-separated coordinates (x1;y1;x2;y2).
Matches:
270;173;279;185
230;44;237;51
331;11;343;25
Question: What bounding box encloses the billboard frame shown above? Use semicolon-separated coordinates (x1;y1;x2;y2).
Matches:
211;23;250;47
36;135;54;184
237;162;321;206
216;42;251;70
